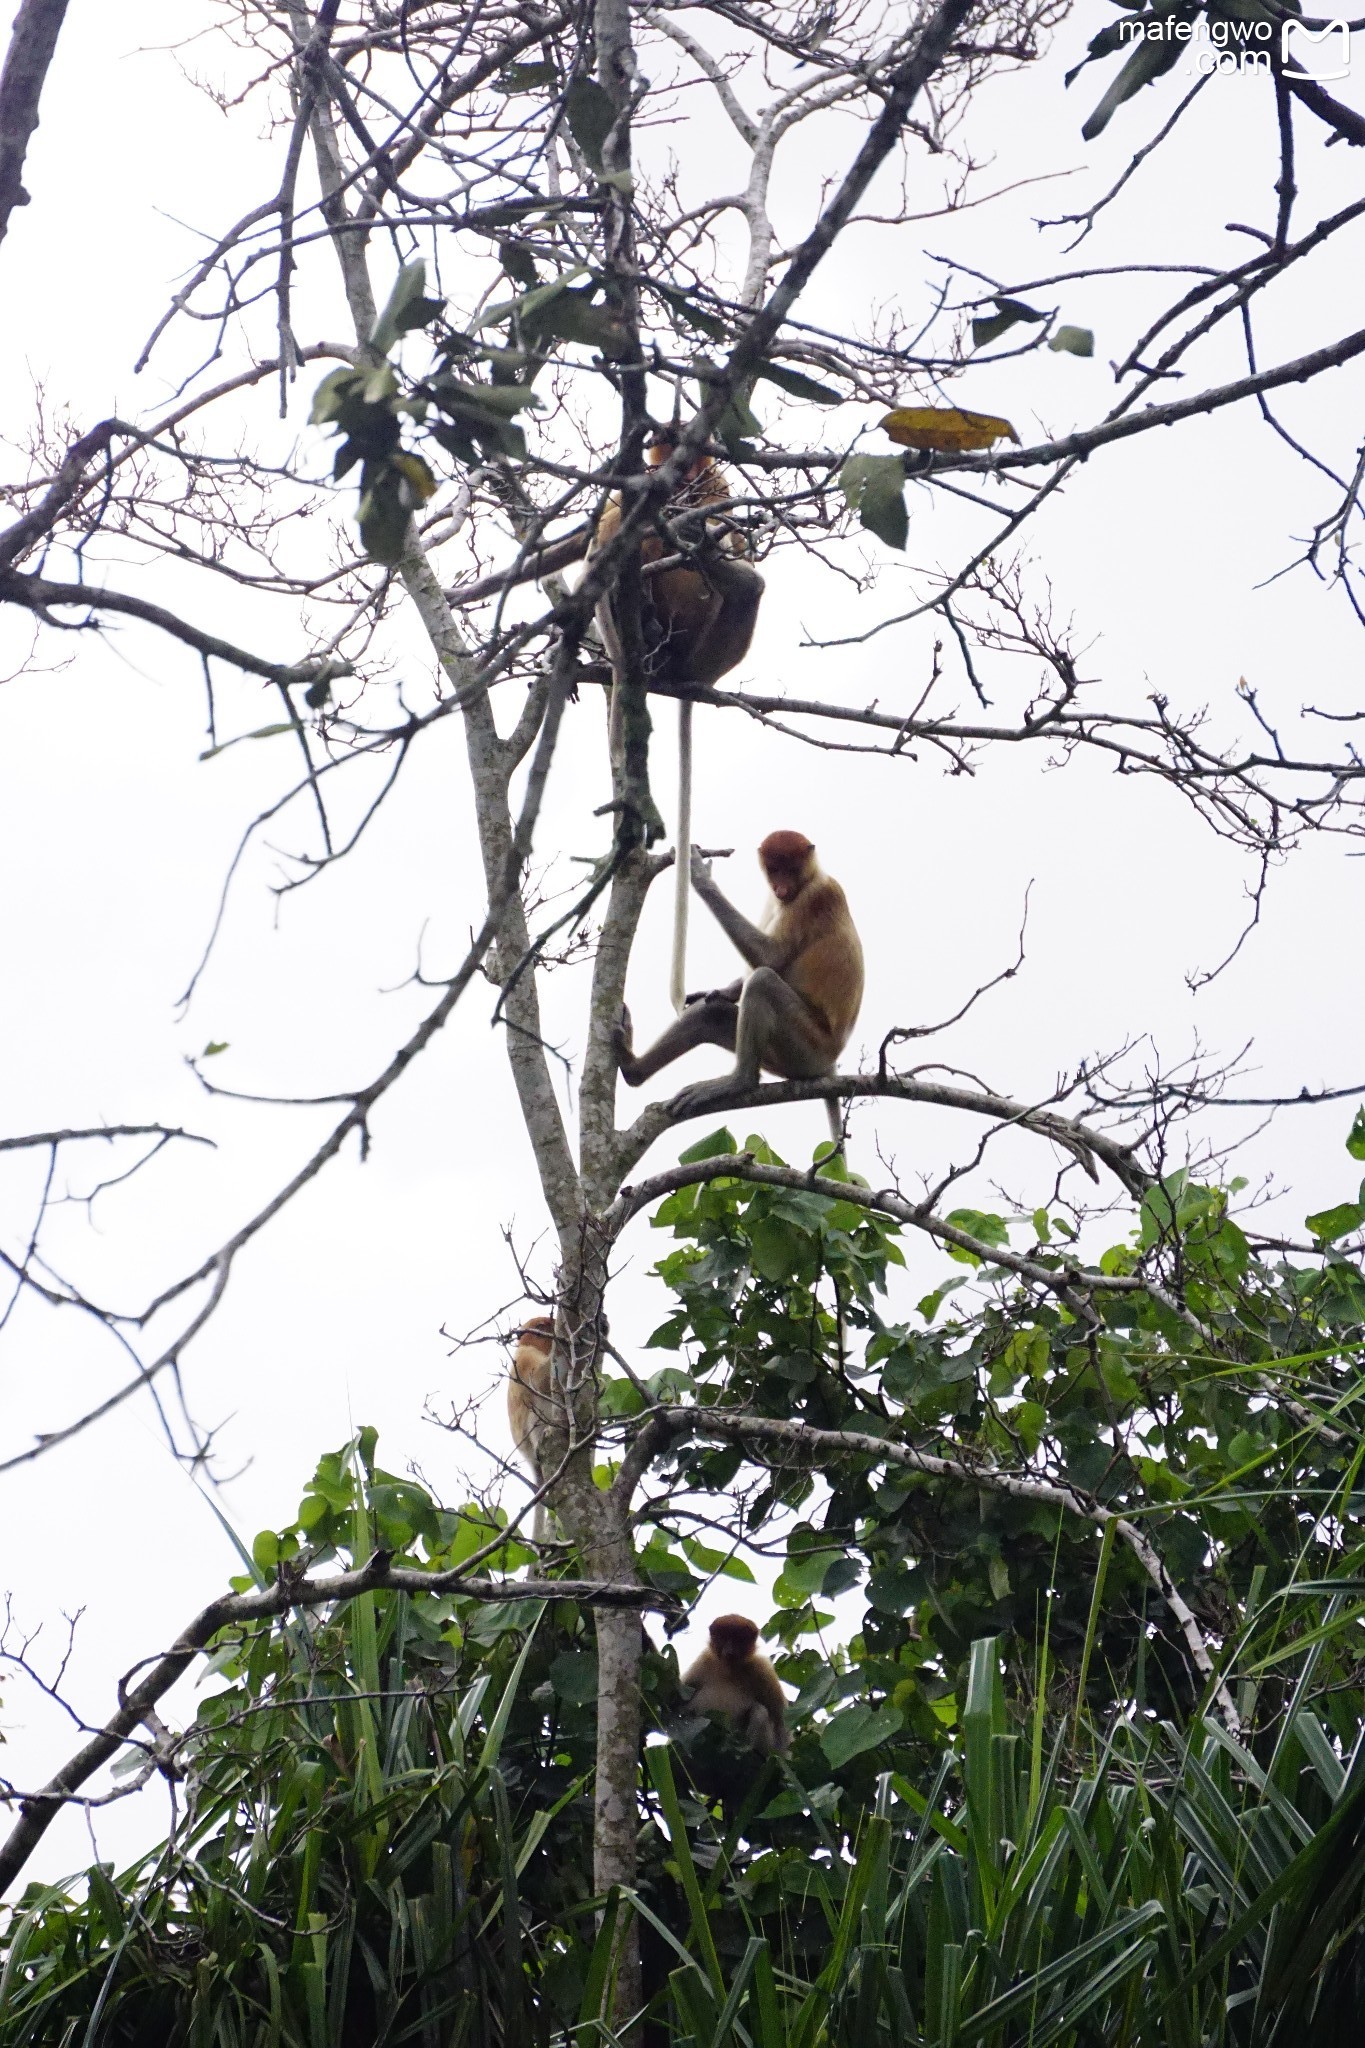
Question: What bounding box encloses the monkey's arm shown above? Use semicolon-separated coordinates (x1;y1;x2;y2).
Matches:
690;850;776;969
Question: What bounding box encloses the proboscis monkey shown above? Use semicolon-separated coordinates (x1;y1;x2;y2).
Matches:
592;435;764;1012
506;1314;556;1542
681;1614;790;1755
616;830;863;1146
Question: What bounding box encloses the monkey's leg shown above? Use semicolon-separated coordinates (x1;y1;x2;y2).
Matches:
668;970;833;1117
615;996;738;1087
739;973;848;1153
734;966;837;1083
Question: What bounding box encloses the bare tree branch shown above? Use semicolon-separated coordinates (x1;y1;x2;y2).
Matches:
0;0;68;247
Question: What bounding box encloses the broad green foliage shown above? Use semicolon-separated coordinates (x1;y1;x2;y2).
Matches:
8;1136;1365;2041
638;1130;1365;1761
8;1596;1365;2042
0;1441;668;2045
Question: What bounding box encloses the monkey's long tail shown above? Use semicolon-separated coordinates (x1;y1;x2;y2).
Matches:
670;698;694;1014
825;1091;846;1157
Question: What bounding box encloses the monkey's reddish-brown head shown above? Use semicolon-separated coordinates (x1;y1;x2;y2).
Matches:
518;1315;554;1349
709;1614;762;1662
646;429;715;484
758;830;816;903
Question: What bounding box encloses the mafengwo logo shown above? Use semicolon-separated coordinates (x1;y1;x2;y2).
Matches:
1283;17;1352;78
1118;15;1352;80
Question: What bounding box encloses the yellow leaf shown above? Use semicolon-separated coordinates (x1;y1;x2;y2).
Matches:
392;452;437;502
879;406;1019;453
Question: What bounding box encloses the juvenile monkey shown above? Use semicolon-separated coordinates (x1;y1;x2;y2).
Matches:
506;1314;557;1540
616;830;863;1143
593;434;765;1012
681;1614;790;1756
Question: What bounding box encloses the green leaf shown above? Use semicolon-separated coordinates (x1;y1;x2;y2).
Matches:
820;1702;904;1768
678;1127;738;1163
479;265;589;331
917;1277;967;1323
1081;26;1185;140
370;259;443;354
943;1207;1010;1265
718;1553;757;1583
548;1651;600;1705
839;453;908;551
867;1566;919;1614
199;719;299;760
1049;324;1095;356
754;359;844;404
435;376;543;421
1347;1109;1365;1161
971;297;1046;349
86;1864;126;1941
781;1543;845;1596
1014;1399;1047;1453
495;60;557;93
1305;1200;1365;1244
201;1040;229;1058
309;366;361;425
822;1555;861;1597
749;1216;802;1282
715;384;764;452
533;286;630;357
563;77;617;171
499;239;539;288
357;465;412;567
599;1376;644;1418
680;1535;732;1573
431;420;479;466
652;281;730;343
363;362;399;404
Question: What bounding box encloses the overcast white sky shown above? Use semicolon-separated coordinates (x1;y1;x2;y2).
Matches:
3;1;1364;1887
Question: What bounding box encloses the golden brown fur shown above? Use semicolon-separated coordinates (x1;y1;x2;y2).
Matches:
615;831;863;1144
682;1614;790;1756
592;442;761;689
754;830;864;1063
507;1315;557;1540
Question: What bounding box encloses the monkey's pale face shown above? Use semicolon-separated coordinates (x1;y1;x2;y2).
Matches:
765;866;803;902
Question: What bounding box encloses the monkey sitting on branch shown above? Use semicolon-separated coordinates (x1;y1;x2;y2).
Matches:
506;1314;558;1543
680;1614;791;1756
593;432;765;1013
616;830;863;1147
